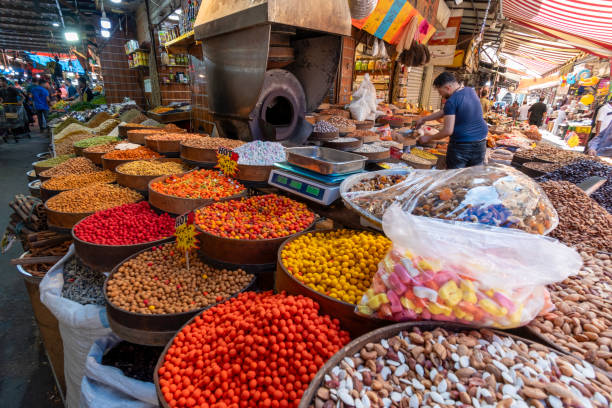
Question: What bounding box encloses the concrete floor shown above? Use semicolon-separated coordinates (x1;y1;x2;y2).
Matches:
0;132;63;407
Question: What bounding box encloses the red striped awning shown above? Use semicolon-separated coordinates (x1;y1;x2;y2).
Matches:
502;0;612;56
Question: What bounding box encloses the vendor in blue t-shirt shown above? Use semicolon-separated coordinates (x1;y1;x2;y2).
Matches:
413;72;488;169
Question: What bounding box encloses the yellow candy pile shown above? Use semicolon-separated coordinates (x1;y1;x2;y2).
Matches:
281;229;391;304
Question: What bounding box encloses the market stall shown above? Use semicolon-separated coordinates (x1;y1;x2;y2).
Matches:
3;0;612;407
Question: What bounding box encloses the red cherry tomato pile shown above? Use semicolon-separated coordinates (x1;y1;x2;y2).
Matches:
195;194;315;240
73;201;175;245
158;291;350;408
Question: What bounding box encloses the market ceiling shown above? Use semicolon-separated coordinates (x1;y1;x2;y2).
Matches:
0;0;140;53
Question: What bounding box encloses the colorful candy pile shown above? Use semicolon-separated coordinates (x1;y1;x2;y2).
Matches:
281;230;391;304
233;141;286;165
150;169;245;200
358;248;552;328
158;292;350;407
73;202;175;245
195;194;314;240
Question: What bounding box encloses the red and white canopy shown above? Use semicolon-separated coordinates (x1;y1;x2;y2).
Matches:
502;0;612;57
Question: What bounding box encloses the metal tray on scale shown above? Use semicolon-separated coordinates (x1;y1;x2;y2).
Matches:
286;146;366;175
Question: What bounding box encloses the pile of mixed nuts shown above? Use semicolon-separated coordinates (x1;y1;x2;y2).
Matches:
309;327;611;408
529;251;612;372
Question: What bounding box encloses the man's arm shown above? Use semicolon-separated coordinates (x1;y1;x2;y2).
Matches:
415;110;444;127
418;115;455;144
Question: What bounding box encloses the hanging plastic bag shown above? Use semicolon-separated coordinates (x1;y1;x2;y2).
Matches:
349;73;377;121
348;0;378;20
356;206;582;328
341;164;558;235
371;38;379;58
40;245;112;408
379;39;389;60
80;334;158;408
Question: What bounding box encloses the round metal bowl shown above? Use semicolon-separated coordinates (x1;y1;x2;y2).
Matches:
339;169;413;230
145;137;182;154
16;251;44;284
275;228;390;337
28;180;42;199
73;145;85;156
119;124;160;139
298;321;612;407
102;156;140;171
194;200;315;268
115;158;190;195
71;222;175;272
82;150;106;166
27;169;37;182
179;143;217;167
148;173;247;215
44;202;94;231
32;161;53;177
104;248;256;346
127;129;170;145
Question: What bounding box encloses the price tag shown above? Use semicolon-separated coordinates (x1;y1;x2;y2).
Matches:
216;147;239;177
174;212;198;271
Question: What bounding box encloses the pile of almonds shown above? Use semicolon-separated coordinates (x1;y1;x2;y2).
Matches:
309;327;612;408
528;251;612;372
539;181;612;252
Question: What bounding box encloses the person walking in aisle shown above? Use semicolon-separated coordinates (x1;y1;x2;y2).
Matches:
29;78;50;133
518;100;530;121
528;97;548;127
413;72;488;168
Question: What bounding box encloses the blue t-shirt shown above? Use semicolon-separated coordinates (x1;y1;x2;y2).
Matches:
67;85;77;98
443;87;488;143
30;85;49;111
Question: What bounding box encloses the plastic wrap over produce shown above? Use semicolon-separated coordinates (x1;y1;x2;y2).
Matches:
344;164;558;234
356;206;582;328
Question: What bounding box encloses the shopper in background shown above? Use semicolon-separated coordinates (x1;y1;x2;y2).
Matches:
518;100;530;121
413;72;488;169
0;77;22;103
65;79;78;100
588;120;612;157
479;88;491;114
29;78;50;133
507;101;519;121
78;77;93;103
52;56;63;88
594;95;612;137
528;97;547;127
552;106;567;136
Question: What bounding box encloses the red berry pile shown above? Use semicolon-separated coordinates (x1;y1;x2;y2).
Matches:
74;201;175;245
195;194;315;240
158;292;350;408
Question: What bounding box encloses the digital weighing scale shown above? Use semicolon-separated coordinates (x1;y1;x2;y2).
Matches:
268;162;362;205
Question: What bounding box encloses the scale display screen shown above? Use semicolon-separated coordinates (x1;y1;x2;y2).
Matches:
271;173;324;200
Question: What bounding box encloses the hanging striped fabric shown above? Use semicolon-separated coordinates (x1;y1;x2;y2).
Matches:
352;0;437;45
502;0;612;56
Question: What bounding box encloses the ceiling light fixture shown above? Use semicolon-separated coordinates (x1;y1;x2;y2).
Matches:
101;29;111;38
100;1;111;29
64;31;79;42
52;22;60;27
168;14;180;21
110;0;122;3
174;9;182;14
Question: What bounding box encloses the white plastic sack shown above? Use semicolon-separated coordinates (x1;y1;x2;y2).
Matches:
348;0;378;20
80;334;158;408
349;73;377;121
357;206;582;328
40;245;111;408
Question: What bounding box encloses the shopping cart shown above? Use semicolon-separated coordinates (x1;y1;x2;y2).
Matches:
0;103;30;143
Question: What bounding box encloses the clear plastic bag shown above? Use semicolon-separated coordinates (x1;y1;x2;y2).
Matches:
342;164;559;235
356;206;582;328
349;73;377;121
